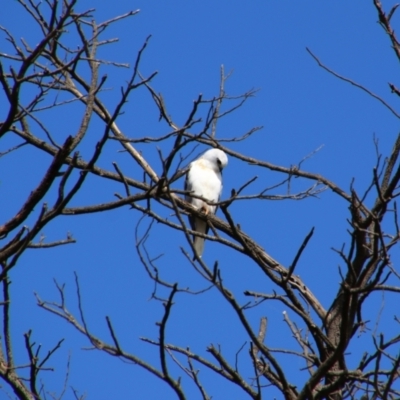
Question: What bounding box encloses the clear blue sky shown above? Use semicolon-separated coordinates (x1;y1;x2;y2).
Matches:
1;0;400;398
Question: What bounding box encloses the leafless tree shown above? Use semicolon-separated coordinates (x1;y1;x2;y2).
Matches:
1;0;400;399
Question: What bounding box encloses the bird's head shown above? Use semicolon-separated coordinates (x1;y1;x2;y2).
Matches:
200;149;228;172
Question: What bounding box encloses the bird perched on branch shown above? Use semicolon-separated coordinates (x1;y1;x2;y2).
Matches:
185;148;228;258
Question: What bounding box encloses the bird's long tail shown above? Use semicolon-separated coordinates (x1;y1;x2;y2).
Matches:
193;217;207;258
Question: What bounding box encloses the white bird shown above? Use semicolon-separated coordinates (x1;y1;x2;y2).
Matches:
185;148;228;258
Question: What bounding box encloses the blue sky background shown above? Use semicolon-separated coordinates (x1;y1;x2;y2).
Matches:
1;0;400;399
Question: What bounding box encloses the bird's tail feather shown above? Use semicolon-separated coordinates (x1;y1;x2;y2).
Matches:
193;218;207;258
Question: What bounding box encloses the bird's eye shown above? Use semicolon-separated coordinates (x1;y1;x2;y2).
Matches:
217;158;222;165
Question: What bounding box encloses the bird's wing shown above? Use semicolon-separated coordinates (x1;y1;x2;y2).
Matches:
185;160;214;257
184;165;196;231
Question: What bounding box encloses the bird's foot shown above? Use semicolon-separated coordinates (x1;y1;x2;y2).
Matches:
200;205;209;215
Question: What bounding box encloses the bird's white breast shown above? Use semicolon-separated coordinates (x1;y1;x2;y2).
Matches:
187;159;222;213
